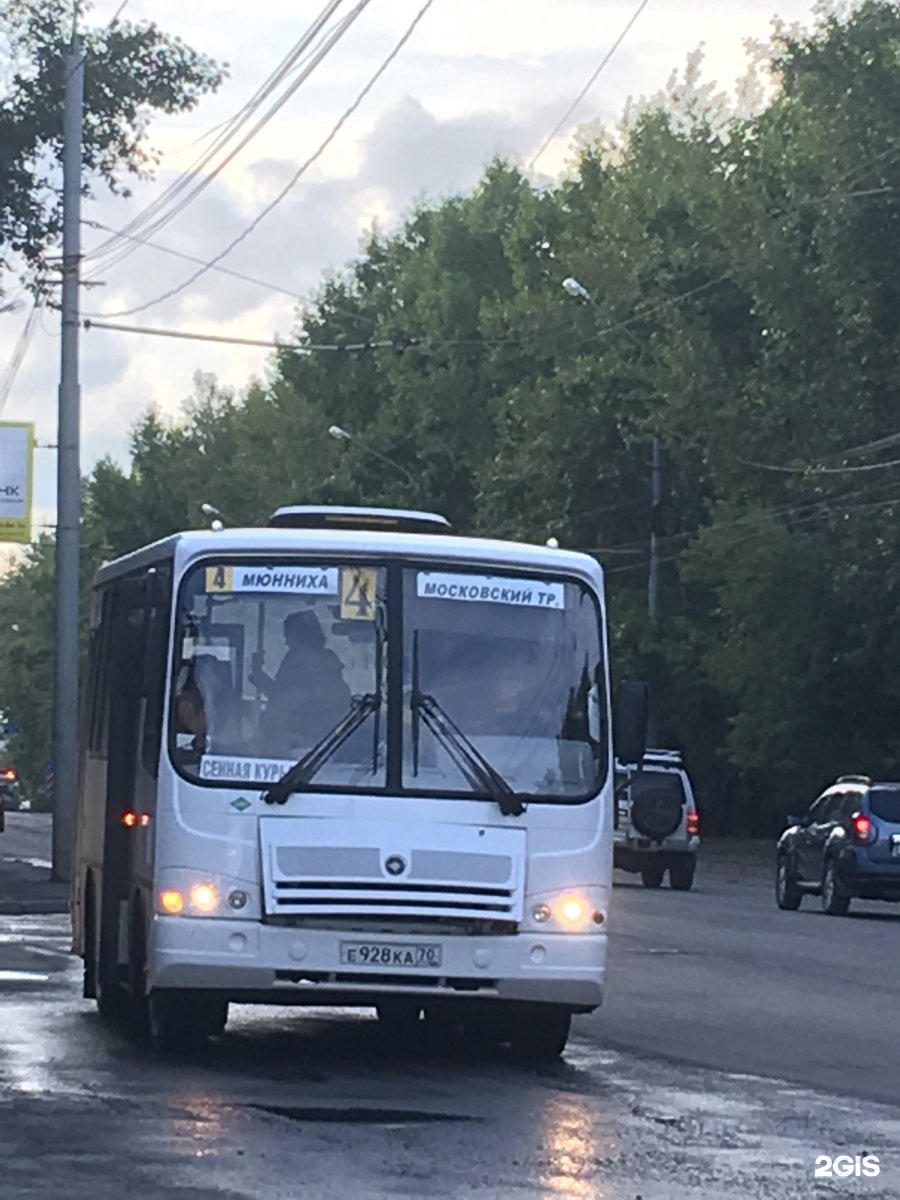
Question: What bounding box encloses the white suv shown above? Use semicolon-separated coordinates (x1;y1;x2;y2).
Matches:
614;749;700;890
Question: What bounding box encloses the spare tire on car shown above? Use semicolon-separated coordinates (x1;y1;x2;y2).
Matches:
629;778;684;840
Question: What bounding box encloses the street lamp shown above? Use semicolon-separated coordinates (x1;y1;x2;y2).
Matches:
200;503;225;531
560;275;664;622
0;299;26;315
327;424;415;487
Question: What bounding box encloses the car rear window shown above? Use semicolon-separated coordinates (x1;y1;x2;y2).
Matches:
630;771;686;805
868;788;900;823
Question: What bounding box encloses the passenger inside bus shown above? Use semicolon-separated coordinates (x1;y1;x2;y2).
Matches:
175;654;244;751
249;609;352;756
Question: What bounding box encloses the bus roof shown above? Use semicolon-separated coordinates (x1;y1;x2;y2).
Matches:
92;526;605;590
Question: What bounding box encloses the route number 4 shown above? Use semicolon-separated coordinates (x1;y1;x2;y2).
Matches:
340;568;377;621
814;1155;880;1178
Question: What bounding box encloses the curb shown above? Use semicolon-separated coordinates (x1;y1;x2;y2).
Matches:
0;900;70;916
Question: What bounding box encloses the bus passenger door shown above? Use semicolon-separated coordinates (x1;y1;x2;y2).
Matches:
98;581;150;996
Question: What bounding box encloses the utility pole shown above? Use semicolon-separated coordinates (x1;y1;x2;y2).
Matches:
51;35;84;883
647;435;664;746
648;436;663;621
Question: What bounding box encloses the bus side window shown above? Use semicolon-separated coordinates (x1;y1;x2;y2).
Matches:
141;602;171;776
88;590;112;755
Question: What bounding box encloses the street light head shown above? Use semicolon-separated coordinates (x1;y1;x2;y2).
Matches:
562;277;591;302
0;298;26;315
200;502;225;531
328;425;351;441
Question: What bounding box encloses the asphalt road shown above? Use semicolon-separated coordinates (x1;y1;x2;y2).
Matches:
2;819;899;1199
0;811;52;868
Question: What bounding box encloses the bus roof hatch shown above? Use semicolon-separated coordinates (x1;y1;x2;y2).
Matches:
267;506;453;535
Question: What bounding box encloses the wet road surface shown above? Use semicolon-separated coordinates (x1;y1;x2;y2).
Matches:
2;835;899;1198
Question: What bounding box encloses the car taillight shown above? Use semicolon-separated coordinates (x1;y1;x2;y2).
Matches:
687;811;700;836
851;812;876;845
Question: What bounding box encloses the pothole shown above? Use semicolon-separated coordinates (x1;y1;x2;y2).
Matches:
249;1104;475;1125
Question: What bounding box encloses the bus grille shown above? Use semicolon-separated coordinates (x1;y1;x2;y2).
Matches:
259;818;525;922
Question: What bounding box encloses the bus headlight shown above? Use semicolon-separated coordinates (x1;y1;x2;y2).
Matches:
189;882;219;912
557;895;588;926
526;888;607;933
155;870;259;919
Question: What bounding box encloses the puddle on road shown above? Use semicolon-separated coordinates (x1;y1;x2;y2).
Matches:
250;1104;475;1125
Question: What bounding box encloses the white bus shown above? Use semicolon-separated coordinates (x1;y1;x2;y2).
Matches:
72;506;646;1057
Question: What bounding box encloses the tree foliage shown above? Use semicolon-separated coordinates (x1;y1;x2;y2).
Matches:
0;0;224;287
4;1;900;832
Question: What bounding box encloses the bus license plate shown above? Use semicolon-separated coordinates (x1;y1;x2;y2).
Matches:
340;941;442;969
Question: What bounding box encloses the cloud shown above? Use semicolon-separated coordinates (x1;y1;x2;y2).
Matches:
1;0;825;528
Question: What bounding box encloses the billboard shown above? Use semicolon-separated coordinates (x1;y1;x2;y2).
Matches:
0;421;34;544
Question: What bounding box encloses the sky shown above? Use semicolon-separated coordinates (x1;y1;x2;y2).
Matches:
0;0;826;551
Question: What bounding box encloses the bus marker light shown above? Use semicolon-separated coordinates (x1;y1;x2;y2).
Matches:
228;889;248;910
160;890;184;915
121;810;138;828
532;903;551;923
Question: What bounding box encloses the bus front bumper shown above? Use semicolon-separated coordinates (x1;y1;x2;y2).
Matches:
149;916;606;1011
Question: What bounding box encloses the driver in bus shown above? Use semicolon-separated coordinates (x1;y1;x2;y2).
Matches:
249;610;352;755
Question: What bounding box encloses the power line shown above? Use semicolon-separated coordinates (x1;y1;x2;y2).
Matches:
91;0;438;320
0;302;43;414
83;219;310;302
529;0;652;170
81;316;421;353
85;0;355;270
81;219;379;328
739;454;900;477
102;2;370;265
108;0;131;26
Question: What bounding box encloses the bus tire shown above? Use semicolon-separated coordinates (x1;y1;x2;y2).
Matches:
82;878;97;999
147;989;211;1054
376;999;422;1040
94;891;130;1021
509;1004;571;1061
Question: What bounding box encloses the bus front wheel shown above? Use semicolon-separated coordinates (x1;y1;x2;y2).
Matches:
508;1004;571;1061
147;989;226;1053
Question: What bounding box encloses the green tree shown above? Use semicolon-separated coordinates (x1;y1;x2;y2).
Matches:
1;0;224;290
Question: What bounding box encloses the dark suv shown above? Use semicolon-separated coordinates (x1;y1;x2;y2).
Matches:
776;775;900;915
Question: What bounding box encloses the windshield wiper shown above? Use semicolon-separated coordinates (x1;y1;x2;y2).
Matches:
410;632;525;817
263;693;380;805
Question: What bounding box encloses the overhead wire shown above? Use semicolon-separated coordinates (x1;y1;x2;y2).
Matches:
0;303;43;415
81;316;420;353
88;0;438;320
529;0;653;170
84;0;355;271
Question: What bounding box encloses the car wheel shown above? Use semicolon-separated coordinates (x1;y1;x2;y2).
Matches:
641;866;664;889
775;854;803;911
669;861;696;891
821;860;851;916
508;1004;571;1062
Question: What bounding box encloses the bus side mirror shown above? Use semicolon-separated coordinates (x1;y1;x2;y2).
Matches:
614;680;649;766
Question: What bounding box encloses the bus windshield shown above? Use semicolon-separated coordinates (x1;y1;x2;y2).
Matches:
170;559;606;801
